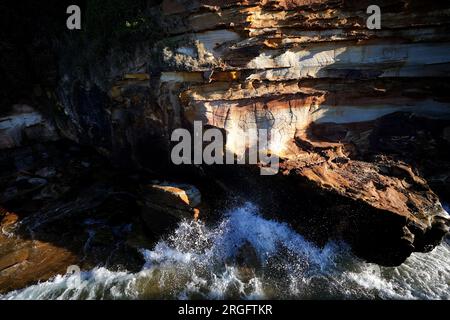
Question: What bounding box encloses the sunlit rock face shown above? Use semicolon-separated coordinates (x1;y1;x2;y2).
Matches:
180;79;450;157
51;0;450;163
149;0;450;158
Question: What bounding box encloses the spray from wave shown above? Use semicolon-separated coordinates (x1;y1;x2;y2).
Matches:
2;203;449;300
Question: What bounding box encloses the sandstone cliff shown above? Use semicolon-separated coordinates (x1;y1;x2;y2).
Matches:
1;0;450;270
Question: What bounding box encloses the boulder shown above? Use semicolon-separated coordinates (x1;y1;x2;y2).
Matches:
141;182;202;235
0;105;58;150
277;113;450;265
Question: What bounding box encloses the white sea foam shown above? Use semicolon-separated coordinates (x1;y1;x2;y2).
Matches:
2;203;449;300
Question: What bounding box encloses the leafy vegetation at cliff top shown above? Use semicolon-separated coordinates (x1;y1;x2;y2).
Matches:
82;0;164;53
0;0;165;107
59;0;165;87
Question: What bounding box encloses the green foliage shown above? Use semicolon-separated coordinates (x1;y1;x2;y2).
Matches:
83;0;162;54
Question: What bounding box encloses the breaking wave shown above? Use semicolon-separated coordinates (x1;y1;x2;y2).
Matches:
2;203;449;300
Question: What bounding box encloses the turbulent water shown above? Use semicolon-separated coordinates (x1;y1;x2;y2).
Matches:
2;203;449;300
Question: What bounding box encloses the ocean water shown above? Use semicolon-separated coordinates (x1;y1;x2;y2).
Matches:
1;203;449;300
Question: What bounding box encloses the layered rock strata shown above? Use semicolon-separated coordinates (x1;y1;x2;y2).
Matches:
2;0;450;268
